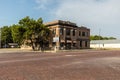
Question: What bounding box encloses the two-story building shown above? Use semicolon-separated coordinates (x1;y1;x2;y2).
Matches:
45;20;90;50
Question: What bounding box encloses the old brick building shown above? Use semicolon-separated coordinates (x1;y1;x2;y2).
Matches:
45;20;90;50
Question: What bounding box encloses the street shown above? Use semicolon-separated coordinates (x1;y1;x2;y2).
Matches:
0;50;120;80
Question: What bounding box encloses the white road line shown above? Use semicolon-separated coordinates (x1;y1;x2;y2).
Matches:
54;61;83;68
0;58;43;64
65;55;77;57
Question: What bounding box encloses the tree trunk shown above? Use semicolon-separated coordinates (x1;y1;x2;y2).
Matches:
32;42;41;51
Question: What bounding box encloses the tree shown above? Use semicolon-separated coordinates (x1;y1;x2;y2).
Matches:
11;24;26;46
103;37;109;40
93;35;103;40
109;37;116;40
0;16;50;50
19;16;50;51
90;35;94;40
90;35;116;40
1;26;13;47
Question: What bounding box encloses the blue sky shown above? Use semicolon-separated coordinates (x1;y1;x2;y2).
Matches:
0;0;120;38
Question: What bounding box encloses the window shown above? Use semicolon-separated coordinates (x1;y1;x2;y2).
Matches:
52;29;56;34
66;29;71;35
85;41;88;47
73;29;75;36
60;28;63;35
86;32;89;37
82;32;86;36
60;43;64;47
73;43;76;47
80;41;82;47
79;31;81;36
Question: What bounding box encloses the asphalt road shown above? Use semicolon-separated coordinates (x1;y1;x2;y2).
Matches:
0;50;120;80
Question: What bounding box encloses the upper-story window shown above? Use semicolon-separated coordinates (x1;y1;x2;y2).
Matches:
52;29;56;34
66;28;71;35
73;29;75;36
79;31;81;36
82;32;86;37
60;28;63;35
86;32;89;37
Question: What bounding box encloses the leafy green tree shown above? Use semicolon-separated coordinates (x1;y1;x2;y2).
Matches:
103;37;109;40
109;37;116;40
90;35;116;40
11;24;26;46
0;16;50;50
90;35;95;40
19;16;50;51
1;26;13;47
93;35;103;40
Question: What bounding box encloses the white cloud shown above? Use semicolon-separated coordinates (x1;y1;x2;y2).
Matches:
54;0;120;23
52;0;120;38
35;0;50;9
35;0;120;38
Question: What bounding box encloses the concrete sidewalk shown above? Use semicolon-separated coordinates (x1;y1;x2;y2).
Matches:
0;48;32;53
0;48;104;54
0;48;56;53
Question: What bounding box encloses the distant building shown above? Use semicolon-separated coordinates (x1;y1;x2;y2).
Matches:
45;20;90;50
90;40;120;49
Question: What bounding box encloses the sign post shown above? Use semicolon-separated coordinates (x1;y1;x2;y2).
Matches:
53;37;59;42
53;37;59;52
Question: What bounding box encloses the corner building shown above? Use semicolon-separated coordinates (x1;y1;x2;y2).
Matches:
45;20;90;50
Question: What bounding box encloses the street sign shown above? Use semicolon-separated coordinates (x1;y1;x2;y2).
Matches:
53;37;59;42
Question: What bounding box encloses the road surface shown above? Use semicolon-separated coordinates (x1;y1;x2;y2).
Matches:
0;49;120;80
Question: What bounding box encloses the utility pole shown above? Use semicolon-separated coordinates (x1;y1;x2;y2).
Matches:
99;28;101;49
0;28;1;48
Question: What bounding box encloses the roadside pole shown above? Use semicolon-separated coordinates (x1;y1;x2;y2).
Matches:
53;37;59;52
99;28;101;49
0;28;1;48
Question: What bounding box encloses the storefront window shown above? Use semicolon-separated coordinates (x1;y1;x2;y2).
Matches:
80;41;82;47
85;41;88;47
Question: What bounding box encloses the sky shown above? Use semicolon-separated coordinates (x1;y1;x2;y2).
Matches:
0;0;120;38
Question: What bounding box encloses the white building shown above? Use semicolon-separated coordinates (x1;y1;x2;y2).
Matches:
90;40;120;49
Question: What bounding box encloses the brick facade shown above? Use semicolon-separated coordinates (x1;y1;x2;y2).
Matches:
45;20;90;50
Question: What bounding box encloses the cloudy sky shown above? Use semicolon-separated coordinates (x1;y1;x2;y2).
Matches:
0;0;120;38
